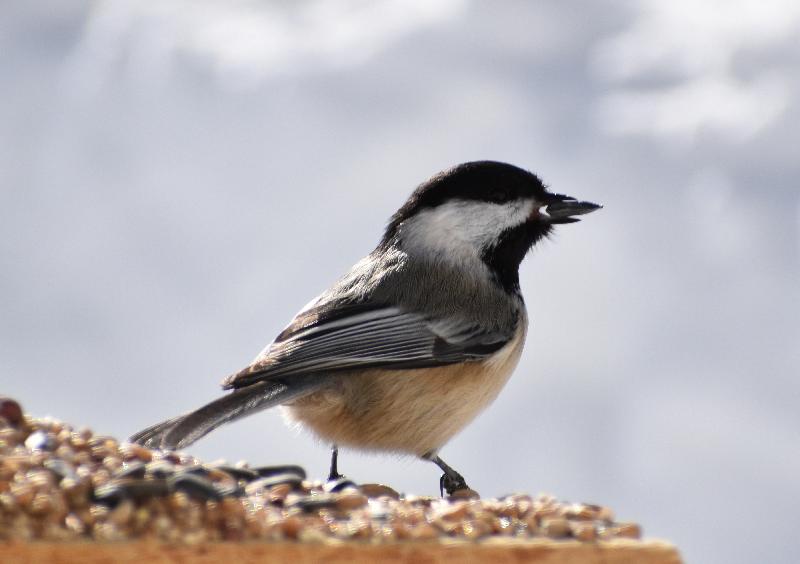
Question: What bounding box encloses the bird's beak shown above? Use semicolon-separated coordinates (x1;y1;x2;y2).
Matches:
538;195;602;224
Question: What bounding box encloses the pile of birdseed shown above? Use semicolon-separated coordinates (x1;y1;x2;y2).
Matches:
0;396;642;544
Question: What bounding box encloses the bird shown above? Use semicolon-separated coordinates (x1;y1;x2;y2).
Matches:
131;160;601;495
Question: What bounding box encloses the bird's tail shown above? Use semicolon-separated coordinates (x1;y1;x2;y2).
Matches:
129;377;321;450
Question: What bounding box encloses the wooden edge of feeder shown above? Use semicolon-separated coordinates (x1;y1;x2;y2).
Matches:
0;538;682;564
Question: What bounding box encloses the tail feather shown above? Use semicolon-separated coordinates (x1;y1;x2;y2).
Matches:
129;415;186;448
129;377;321;450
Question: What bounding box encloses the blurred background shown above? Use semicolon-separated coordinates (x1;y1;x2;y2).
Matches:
2;1;798;562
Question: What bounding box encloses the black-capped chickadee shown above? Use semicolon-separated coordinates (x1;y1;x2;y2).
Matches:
131;161;601;494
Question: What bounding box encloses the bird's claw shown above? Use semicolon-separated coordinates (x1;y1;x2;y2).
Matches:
439;472;468;496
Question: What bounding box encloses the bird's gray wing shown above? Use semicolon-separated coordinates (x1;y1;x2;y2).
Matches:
131;301;514;450
223;301;513;390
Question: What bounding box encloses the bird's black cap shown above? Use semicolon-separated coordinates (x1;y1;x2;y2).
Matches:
385;161;548;233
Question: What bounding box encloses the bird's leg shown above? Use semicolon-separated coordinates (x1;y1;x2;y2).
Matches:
422;452;469;496
328;445;344;481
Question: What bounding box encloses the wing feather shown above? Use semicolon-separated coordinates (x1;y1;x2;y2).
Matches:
223;302;511;389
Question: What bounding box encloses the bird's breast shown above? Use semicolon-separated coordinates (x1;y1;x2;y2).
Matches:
282;317;527;456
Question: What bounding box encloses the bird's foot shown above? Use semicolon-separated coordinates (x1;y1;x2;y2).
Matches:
325;476;357;493
439;471;469;496
424;452;470;497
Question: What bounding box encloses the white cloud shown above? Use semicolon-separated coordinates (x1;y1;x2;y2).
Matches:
592;0;800;144
65;0;466;92
597;72;790;142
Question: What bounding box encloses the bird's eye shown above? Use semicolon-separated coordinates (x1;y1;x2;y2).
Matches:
487;187;510;203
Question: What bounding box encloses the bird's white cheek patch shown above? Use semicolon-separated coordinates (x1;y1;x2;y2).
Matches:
400;199;535;259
